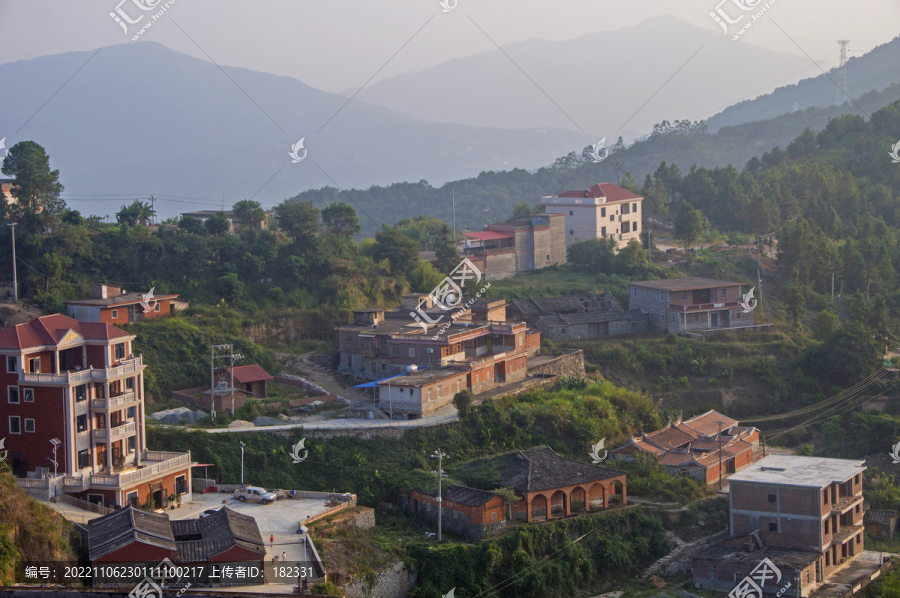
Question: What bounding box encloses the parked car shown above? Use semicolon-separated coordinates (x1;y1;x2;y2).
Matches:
200;507;222;518
234;486;278;504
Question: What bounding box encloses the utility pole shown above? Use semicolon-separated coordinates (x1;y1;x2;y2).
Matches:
7;223;17;302
150;195;155;225
757;268;764;319
716;421;726;490
240;441;246;488
430;449;448;542
211;344;244;416
835;41;851;105
451;191;457;244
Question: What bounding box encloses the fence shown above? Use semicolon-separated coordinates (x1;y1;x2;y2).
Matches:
54;493;115;516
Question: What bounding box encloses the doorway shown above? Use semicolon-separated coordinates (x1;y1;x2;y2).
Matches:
710;312;719;328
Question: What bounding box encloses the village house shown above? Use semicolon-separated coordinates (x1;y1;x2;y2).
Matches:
180;209;275;232
541;182;643;249
693;455;867;596
462;213;566;280
88;506;266;584
610;410;758;485
507;292;646;341
401;485;506;540
64;283;179;325
225;364;274;398
628;277;756;334
5;314;192;510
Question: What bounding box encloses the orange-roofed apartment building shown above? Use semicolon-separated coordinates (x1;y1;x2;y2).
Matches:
541;182;643;249
1;315;192;510
610;409;759;485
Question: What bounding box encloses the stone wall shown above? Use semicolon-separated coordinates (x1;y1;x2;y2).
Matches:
171;386;250;412
344;561;417;598
528;349;585;379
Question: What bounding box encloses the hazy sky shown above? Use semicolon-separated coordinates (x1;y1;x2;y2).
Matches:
1;0;898;95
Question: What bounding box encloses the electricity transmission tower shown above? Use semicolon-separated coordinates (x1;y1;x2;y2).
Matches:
834;40;851;105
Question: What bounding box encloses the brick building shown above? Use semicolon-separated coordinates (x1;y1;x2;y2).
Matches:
507;292;647;340
541;182;643;249
3;314;192;509
224;364;274;398
693;455;867;596
628;277;755;333
64;283;179;325
400;485;506;540
462;213;566;280
501;447;626;522
611;410;758;485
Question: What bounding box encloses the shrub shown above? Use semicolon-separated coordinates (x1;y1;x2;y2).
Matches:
676;376;690;389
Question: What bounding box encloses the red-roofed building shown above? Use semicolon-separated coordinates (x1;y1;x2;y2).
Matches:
64;284;179;326
2;315;192;510
462;213;566;280
541;182;643;250
225;365;274;398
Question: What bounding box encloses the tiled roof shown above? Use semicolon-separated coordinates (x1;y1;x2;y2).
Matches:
171;507;265;561
426;484;499;507
695;439;753;467
538;310;635;326
558;183;642;202
499;446;624;492
629;277;740;292
0;314;130;350
88;507;176;561
226;364;274;384
865;510;897;526
657;449;697;467
642;425;695;450
610;436;665;457
681;409;739;436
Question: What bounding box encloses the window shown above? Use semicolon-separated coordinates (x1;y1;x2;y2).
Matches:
610;214;615;221
126;377;135;390
856;504;860;513
78;449;90;469
645;290;650;299
855;474;860;484
622;203;630;215
391;346;399;356
709;565;717;580
114;343;126;360
437;385;443;397
111;309;118;319
769;522;778;532
381;363;387;371
569;230;574;235
127;406;135;420
633;202;638;212
127;436;135;453
491;512;498;521
23;389;33;403
601;207;606;217
694;314;700;322
660;312;665;322
807;571;810;584
6;356;17;373
8;387;19;404
28;357;40;373
175;475;187;494
560;328;567;334
428;388;433;401
649;309;655;319
622;221;630;233
768;494;776;504
633;288;637;297
347;355;352;367
379;338;387;347
8;416;20;434
824;490;828;504
519;336;523;345
408;348;415;358
76;414;87;433
75;385;87;402
824;520;829;534
736;309;742;319
856;533;861;545
569;210;573;216
154;304;161;312
126;491;138;507
660;291;665;301
457;379;462;392
682;291;687;301
24;418;34;433
601;226;606;236
721;288;727;299
546;254;550;261
671;313;676;323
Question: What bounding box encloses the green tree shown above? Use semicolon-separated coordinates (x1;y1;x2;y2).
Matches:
116;201;141;226
178;215;206;235
232;200;266;229
815;310;839;339
785;271;807;330
276;199;320;254
371;225;420;276
0;140;64;217
452;389;474;421
217;272;244;303
433;223;459;274
205;212;232;236
672;201;704;251
509;202;533;220
321;202;361;237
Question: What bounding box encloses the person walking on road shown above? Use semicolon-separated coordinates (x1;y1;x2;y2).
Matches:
270;534;274;548
282;551;287;562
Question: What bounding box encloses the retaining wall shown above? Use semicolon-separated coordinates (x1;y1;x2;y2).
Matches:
344;561;417;598
527;349;585;379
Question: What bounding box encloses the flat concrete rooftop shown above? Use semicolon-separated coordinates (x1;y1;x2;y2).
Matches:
728;455;866;488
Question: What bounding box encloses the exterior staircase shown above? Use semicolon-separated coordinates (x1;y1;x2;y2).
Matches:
640;527;729;579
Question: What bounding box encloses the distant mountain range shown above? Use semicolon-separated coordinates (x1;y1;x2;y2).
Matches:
342;16;813;140
0;42;590;219
706;34;900;131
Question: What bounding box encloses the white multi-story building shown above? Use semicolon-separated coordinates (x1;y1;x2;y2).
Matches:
541;182;643;249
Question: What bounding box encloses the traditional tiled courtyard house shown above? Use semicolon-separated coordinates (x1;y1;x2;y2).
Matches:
541;182;643;249
507;292;647;341
693;456;867;596
610;410;758;485
501;447;626;522
4;314;192;510
401;485;506;540
628;277;755;333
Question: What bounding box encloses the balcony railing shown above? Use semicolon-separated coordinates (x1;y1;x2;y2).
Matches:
93;421;137;441
19;355;144;385
91;391;139;410
668;301;740;312
62;451;191;489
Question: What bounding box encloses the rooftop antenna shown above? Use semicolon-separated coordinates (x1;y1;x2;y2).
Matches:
835;40;851;105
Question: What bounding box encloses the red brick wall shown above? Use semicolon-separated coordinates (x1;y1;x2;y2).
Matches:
86;345;107;368
731;482;824;548
0;383;68;475
121;467;192;508
93;540;177;563
208;545;264;563
407;490;501;525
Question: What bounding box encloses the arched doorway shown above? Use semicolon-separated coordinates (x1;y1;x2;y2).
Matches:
550;490;566;517
570;486;588;512
530;494;548;521
610;479;625;506
588;483;606;509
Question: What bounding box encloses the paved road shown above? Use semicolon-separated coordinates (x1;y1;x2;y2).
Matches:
203;405;459;434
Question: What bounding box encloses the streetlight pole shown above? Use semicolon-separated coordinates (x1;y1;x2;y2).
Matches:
48;438;62;499
240;441;246;488
7;223;17;301
430;449;448;542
